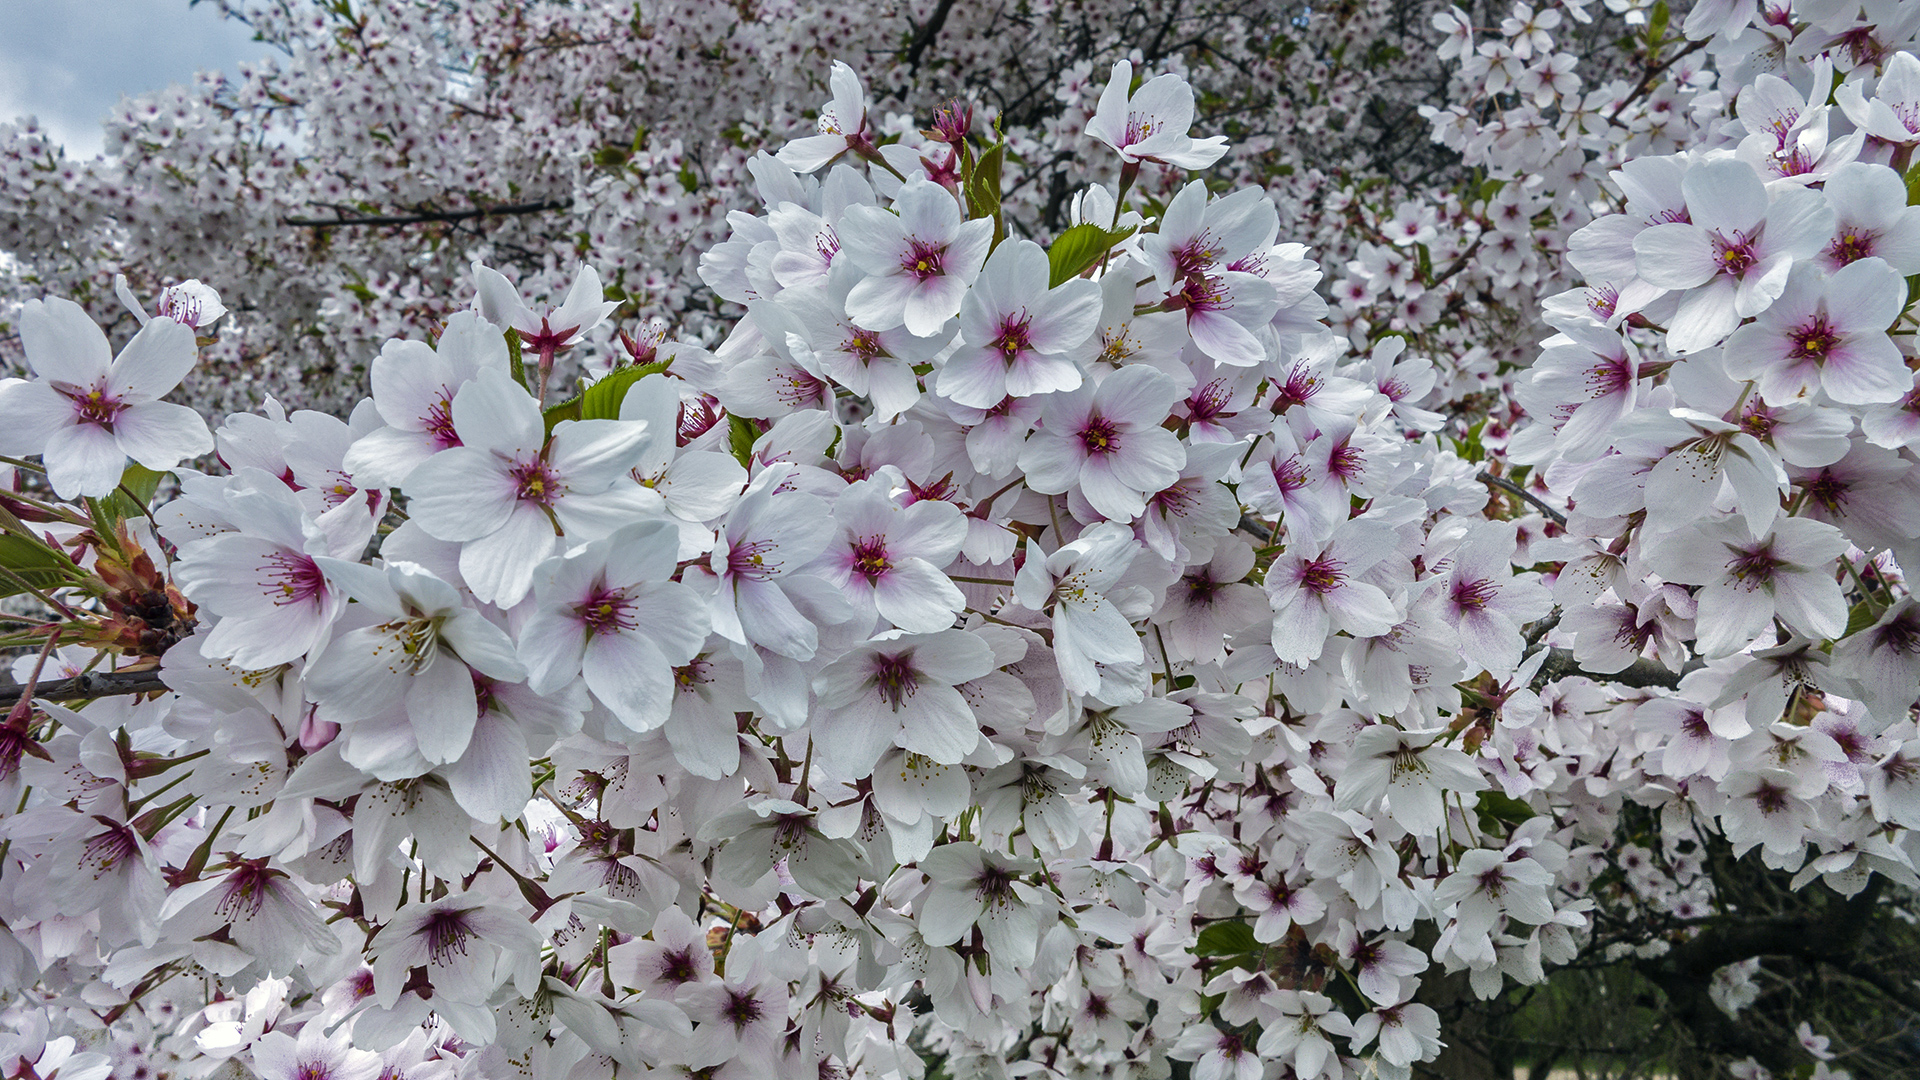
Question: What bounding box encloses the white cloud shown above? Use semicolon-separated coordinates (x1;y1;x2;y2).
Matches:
0;0;273;157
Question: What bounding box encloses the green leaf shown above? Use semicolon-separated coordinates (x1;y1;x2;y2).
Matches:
1842;601;1880;639
1646;0;1670;52
728;413;761;469
1192;920;1258;957
966;138;1007;250
1046;223;1137;288
580;362;671;422
1414;242;1435;287
506;329;529;392
0;534;74;600
1475;790;1537;835
1906;161;1920;206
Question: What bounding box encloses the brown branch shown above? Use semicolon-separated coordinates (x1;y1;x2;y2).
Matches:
1537;647;1689;690
0;669;171;708
283;198;571;228
905;0;958;70
1477;470;1566;526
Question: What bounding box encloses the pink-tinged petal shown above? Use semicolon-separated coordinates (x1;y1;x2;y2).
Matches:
519;609;587;693
945;218;995;282
892;501;968;564
1270;597;1332;663
584;630;674;731
1820;335;1910;405
458;508;557;607
844;272;917;332
1632;223;1718;289
306;625;413;721
1023;279;1103;353
19;297;111;384
1327;580;1400;638
440;608;526;680
734;577;818;659
342;427;438;489
1771;572;1847;641
1106;428;1186;492
42;421;126;498
1682;160;1766;235
1097;364;1182;421
471;263;537;335
905;629;998;684
873;559;966;633
1002;352;1083;399
1018;434;1085;496
904;274;968;337
897;683;980;763
112;400;212;469
1731;253;1793;319
936;348;1011;409
1694;583;1773;657
895;177;962;241
621;581;710;663
1079;458;1149;520
1763;185;1838;261
548;418;651;489
1823;257;1907;331
1664;283;1740;353
0;380;72;455
407;654;479;764
405;448;519;541
813;695;897;779
445;711;533;822
107;317;196;401
450;368;543;456
370;340;456;431
1186;309;1266;367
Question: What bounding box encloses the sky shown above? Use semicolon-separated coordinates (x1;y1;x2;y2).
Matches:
0;0;274;157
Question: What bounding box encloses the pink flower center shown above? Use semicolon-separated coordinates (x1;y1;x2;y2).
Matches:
511;459;562;506
674;657;713;690
1712;231;1758;277
1725;543;1783;586
1451;576;1499;611
260;552;327;607
64;385;127;429
844;327;885;362
1189;380;1231;420
1828;230;1876;267
1299;555;1347;595
727;538;781;581
1587;283;1619;319
678;395;722;445
1121;112;1158;147
1271;454;1310;493
1789;318;1837;361
424;393;460;449
1080;416;1121;456
577;585;636;635
992;313;1034;362
873;651;919;710
421;908;476;964
850;536;892;581
901;239;947;281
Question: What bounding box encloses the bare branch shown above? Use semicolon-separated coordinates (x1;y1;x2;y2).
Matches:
0;669;171;708
283;198;571;229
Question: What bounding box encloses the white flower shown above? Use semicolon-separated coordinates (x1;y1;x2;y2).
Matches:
0;297;212;497
519;520;709;732
1334;725;1489;835
403;368;653;606
838;177;992;337
1084;60;1229;169
304;560;526;764
1020;363;1187;521
938;237;1103;408
810;629;995;779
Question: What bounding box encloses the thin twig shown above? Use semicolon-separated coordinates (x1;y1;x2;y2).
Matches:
283;198;571;228
1477;471;1566;526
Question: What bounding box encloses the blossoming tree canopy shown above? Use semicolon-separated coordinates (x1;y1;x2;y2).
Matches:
1;1;1920;1078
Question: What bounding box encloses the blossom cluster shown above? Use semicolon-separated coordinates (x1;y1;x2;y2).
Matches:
0;8;1917;1080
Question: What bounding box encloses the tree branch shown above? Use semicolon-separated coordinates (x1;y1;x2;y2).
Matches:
1477;471;1565;526
0;669;171;708
905;0;958;70
283;198;571;228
